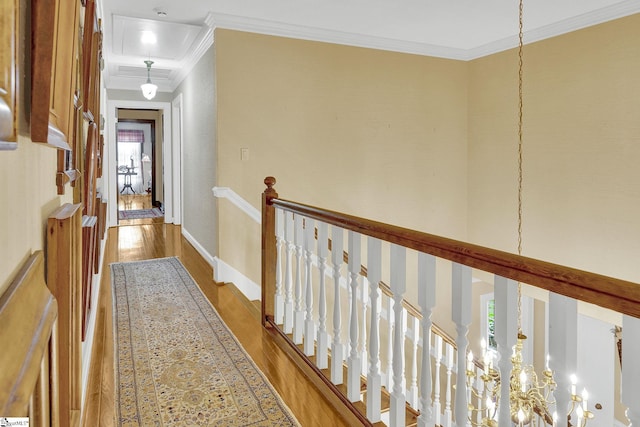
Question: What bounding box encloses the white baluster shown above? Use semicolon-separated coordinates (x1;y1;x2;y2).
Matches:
452;263;472;427
331;225;344;384
303;218;315;356
433;335;443;427
274;208;285;325
360;276;368;377
331;226;344;384
444;344;454;427
316;222;329;369
494;276;517;427
390;244;407;427
293;214;305;344
418;252;436;427
408;314;419;408
385;294;394;391
347;231;362;402
549;293;577;427
366;237;382;422
622;314;640;426
283;211;294;334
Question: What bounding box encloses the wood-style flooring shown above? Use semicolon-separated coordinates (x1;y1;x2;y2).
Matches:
81;223;351;427
117;194;164;226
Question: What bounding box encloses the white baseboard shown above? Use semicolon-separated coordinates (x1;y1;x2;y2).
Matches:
182;227;215;267
181;227;260;300
212;256;261;301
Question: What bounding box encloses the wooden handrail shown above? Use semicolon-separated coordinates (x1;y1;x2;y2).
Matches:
272;197;640;319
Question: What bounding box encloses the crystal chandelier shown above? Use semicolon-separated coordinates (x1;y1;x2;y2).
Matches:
464;1;594;426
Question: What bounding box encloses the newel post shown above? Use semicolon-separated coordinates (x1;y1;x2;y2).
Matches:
262;176;279;327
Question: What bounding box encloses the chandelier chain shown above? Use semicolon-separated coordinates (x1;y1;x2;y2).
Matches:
517;0;524;335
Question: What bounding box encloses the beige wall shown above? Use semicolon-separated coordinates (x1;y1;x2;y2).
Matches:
173;45;218;258
214;15;640;359
215;29;469;294
468;14;640;283
0;138;72;294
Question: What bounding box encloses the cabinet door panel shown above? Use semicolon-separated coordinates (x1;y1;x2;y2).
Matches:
0;0;19;149
31;0;80;149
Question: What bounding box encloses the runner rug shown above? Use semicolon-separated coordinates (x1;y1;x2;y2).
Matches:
118;208;163;220
111;257;300;426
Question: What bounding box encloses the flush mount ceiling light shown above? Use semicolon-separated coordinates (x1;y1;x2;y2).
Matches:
140;30;157;45
140;60;158;100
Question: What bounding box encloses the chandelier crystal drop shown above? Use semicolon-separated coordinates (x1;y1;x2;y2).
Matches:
464;0;594;425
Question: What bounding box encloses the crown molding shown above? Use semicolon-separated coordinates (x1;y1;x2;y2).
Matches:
209;12;469;60
171;13;216;91
467;0;640;59
209;3;640;62
104;2;640;93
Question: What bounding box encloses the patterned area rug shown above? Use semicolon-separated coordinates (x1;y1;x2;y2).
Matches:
118;208;163;220
111;257;300;426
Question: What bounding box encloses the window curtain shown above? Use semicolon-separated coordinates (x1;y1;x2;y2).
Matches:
117;129;144;143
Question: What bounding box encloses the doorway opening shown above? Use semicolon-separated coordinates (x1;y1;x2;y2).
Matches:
116;109;164;225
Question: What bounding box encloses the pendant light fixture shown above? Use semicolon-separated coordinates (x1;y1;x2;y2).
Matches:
464;0;594;425
141;59;158;100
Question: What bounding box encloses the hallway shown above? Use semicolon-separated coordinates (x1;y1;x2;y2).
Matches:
83;224;350;426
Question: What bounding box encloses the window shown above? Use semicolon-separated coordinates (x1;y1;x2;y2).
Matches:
117;129;144;143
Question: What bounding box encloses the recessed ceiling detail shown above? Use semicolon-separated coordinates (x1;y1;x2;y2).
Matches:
112;15;203;61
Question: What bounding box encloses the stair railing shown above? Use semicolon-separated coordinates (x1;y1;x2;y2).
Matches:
261;176;640;427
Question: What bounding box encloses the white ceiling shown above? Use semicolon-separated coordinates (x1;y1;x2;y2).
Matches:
99;0;640;93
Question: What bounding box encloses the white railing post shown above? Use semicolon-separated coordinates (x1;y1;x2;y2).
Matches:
331;225;344;385
366;237;382;422
452;262;472;427
390;244;407;427
303;217;315;356
444;344;454;427
433;335;443;427
549;293;577;427
360;276;368;377
622;315;640;426
494;275;517;427
417;252;436;427
283;211;294;334
274;208;285;325
347;231;362;402
385;294;394;391
293;214;305;344
316;222;329;369
408;315;419;408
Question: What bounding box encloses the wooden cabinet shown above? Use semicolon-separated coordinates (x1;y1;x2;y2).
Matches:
32;0;103;197
0;0;19;150
82;0;102;121
31;0;81;149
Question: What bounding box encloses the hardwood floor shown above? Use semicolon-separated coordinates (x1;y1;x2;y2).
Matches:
117;194;164;226
82;223;351;427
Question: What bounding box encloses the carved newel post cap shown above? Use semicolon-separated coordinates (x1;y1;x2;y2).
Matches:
264;176;276;191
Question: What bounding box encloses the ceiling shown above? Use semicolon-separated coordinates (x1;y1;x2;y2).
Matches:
99;0;640;93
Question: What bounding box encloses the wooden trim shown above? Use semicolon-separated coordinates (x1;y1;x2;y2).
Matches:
266;317;373;427
261;177;278;327
0;252;58;417
272;197;640;319
47;203;83;426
